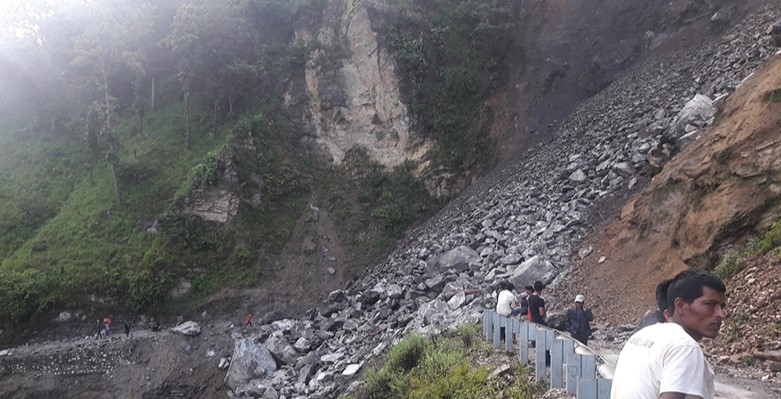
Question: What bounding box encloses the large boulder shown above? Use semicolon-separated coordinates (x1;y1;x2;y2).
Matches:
170;321;201;336
508;256;557;289
225;338;278;391
668;94;716;139
426;246;479;275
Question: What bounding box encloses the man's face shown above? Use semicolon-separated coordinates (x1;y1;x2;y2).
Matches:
575;301;584;310
676;286;726;341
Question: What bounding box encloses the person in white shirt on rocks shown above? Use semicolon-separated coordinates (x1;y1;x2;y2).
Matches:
495;281;522;317
611;269;726;399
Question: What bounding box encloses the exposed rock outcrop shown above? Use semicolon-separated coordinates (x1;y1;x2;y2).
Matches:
295;0;419;168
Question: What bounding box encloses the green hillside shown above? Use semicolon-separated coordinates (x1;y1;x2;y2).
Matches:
0;0;516;330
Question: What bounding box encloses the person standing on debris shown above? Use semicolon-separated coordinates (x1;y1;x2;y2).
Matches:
245;312;253;327
638;279;672;330
95;319;103;339
527;281;547;325
566;294;594;345
103;317;111;337
611;270;726;399
496;282;522;317
124;322;132;338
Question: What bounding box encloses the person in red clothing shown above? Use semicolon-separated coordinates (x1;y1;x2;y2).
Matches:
245;313;253;327
103;317;111;337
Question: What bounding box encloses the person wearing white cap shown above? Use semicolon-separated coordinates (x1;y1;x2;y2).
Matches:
566;294;593;345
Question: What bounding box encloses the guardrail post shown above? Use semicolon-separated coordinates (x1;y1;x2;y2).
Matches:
535;326;547;382
566;353;582;395
577;379;598;399
505;317;515;352
493;313;502;349
519;321;529;363
483;310;493;341
598;379;612;399
576;354;598;398
551;337;565;389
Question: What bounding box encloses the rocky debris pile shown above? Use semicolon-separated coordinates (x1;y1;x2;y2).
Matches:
0;339;128;376
223;6;781;398
704;253;781;373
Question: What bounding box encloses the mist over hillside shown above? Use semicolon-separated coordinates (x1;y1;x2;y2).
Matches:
1;0;781;397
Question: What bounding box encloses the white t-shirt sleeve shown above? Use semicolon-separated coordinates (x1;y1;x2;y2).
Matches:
659;342;708;398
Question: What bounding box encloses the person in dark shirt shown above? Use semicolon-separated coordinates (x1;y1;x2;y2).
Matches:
638;279;672;330
566;294;594;344
519;285;533;317
527;281;546;325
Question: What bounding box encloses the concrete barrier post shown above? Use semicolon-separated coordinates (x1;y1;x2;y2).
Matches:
520;321;529;363
577;378;612;399
505;317;515;352
493;312;502;349
535;326;547;382
551;337;565;388
598;379;612;399
566;353;582;395
483;310;493;341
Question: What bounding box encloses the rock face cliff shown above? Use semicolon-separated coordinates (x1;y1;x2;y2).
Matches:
291;0;420;168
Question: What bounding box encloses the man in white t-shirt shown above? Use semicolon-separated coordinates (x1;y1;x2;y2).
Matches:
611;269;726;399
495;282;521;317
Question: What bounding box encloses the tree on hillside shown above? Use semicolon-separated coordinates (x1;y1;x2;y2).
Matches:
71;2;154;204
162;2;201;149
164;1;265;145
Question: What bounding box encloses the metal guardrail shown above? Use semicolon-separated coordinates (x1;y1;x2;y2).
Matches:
483;310;613;399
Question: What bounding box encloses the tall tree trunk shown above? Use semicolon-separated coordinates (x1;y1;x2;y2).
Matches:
212;99;218;128
110;163;122;205
150;77;155;110
102;69;121;205
184;89;192;149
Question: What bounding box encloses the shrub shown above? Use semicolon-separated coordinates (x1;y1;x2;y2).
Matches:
387;333;427;372
126;267;173;311
714;249;740;279
757;220;781;254
457;323;481;348
0;268;55;324
761;88;781;103
361;367;402;399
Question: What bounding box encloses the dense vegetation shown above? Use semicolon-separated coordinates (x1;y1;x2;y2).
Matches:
374;0;519;173
0;0;516;330
348;324;544;399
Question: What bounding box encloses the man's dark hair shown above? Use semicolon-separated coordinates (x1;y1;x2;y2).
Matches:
524;285;534;291
496;281;508;292
666;269;726;316
655;279;672;312
506;282;516;292
533;281;544;292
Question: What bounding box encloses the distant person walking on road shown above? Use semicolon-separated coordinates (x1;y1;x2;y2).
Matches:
611;270;726;399
637;279;672;330
566;294;594;345
527;281;547;325
245;312;253;327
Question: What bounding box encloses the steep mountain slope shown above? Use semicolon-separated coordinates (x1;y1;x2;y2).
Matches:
2;0;781;398
567;54;781;371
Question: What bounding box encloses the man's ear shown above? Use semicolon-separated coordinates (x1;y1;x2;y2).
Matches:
673;297;687;317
